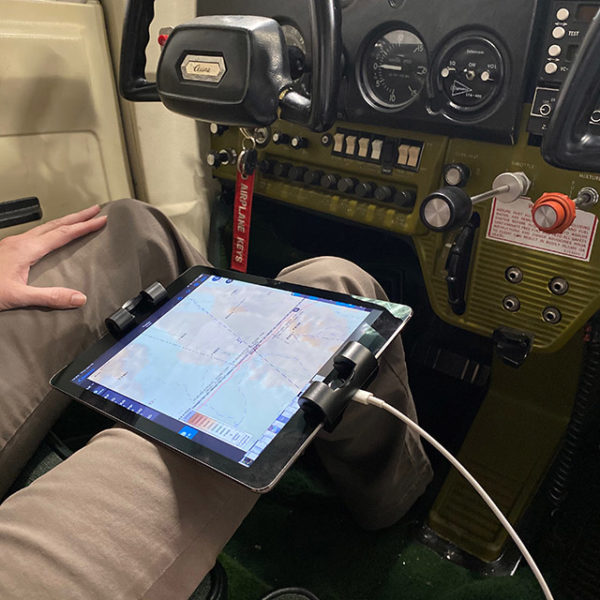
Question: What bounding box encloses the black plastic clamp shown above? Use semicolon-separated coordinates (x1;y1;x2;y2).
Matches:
493;326;534;368
105;281;168;338
298;341;379;432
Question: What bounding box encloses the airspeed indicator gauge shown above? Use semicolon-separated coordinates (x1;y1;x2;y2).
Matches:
360;29;428;111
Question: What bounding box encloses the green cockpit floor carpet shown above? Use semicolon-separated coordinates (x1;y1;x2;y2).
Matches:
220;459;547;600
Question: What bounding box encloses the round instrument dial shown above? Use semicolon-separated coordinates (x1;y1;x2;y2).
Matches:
360;29;428;111
435;36;504;114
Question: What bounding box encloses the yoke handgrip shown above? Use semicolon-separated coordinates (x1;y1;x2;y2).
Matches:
541;8;600;172
119;0;160;101
307;0;341;132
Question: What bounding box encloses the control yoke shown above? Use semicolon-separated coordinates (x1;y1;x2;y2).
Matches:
119;0;342;132
541;7;600;172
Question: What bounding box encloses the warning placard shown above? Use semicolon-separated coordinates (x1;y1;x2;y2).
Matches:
486;197;598;262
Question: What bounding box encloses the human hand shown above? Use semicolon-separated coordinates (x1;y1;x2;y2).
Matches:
0;205;107;311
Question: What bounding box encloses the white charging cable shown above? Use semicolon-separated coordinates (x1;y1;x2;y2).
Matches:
352;389;554;600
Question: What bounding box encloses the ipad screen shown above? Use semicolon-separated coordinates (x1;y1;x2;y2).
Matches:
70;274;382;467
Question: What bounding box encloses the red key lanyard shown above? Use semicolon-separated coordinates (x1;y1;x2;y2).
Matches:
230;142;256;272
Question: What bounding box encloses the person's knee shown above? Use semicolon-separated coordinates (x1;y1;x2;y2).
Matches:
278;256;386;298
100;198;150;220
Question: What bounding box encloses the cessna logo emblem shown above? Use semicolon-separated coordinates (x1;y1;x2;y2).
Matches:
180;55;226;83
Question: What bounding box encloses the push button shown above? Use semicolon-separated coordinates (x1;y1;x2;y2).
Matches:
355;182;376;198
548;44;562;57
290;136;308;149
303;170;324;185
337;177;358;194
374;185;395;202
320;173;339;189
288;165;307;181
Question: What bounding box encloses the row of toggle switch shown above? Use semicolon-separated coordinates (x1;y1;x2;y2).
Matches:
331;130;423;170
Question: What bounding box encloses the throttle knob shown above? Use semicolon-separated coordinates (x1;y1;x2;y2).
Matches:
420;186;472;231
531;193;576;234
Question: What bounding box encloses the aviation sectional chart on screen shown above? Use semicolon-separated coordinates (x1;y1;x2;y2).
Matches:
88;276;371;456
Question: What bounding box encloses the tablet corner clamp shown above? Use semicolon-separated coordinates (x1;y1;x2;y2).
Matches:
298;341;379;432
105;281;168;339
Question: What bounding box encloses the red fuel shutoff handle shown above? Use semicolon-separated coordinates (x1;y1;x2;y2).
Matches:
531;192;577;234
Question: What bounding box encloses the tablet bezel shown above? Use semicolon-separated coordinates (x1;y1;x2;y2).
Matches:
51;265;411;492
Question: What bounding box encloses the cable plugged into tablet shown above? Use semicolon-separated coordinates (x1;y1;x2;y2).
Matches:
299;341;378;432
351;389;555;600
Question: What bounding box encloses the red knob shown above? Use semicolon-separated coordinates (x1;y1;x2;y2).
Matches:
531;193;576;234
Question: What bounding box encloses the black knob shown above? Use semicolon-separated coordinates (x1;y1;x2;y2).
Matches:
206;151;222;168
290;136;308;149
337;177;358;194
206;150;232;168
393;189;417;209
374;185;395;203
356;182;376;198
320;173;340;189
209;123;228;136
320;133;333;147
258;159;274;175
272;132;290;145
443;163;471;187
288;166;308;181
304;170;324;185
419;186;472;231
273;162;292;178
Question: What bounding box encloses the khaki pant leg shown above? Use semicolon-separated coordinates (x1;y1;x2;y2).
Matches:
0;198;258;600
278;257;433;530
0;198;202;495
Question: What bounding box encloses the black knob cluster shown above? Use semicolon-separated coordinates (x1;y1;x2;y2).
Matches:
272;131;309;150
206;149;236;168
265;161;416;209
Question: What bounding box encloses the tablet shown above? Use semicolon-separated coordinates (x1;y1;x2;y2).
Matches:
51;266;412;492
